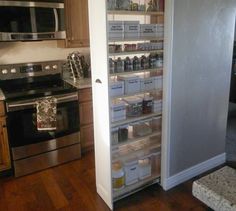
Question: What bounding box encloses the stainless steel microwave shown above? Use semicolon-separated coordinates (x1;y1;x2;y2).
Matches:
0;1;66;41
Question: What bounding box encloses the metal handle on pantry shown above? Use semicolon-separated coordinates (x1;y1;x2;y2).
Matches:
95;79;102;84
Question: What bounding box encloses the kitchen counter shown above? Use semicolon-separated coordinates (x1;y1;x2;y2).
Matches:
64;78;92;89
0;89;5;100
192;166;236;211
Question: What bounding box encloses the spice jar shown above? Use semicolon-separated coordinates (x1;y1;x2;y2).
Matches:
111;127;119;145
109;58;115;74
149;54;157;69
143;95;153;114
124;57;133;72
115;57;124;73
133;56;141;71
112;162;125;191
156;54;163;68
141;55;149;69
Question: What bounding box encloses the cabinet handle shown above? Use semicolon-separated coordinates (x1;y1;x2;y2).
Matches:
95;79;102;84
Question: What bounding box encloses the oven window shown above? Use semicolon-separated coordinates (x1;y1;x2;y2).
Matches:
7;100;79;148
0;7;32;32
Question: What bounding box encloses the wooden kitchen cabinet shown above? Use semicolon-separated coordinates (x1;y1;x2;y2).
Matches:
58;0;90;48
0;106;11;172
78;88;94;152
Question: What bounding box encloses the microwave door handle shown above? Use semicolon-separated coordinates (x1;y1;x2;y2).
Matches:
53;8;59;31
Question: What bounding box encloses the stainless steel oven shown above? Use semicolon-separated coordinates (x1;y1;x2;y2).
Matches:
0;61;81;177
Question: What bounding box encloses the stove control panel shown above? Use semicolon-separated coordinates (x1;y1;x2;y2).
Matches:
0;61;63;80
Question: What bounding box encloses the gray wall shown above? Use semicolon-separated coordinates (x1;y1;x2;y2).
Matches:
169;0;236;176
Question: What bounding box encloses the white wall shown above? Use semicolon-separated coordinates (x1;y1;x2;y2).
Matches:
0;40;90;64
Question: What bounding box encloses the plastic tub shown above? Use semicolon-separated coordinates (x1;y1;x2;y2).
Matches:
123;97;143;117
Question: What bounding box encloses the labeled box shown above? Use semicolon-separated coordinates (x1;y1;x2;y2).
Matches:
108;21;124;39
124;21;140;38
118;75;141;94
140;24;157;37
109;80;124;97
111;100;126;122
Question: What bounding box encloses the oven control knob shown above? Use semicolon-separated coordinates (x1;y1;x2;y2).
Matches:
10;68;17;73
45;65;51;70
2;69;8;74
52;65;58;70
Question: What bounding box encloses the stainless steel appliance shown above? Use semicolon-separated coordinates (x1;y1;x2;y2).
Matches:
0;0;66;41
0;61;81;177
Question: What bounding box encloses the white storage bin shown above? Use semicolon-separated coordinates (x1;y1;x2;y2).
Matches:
138;155;152;179
111;100;126;122
140;77;154;91
124;21;140;38
140;24;157;37
153;76;163;90
153;99;162;113
108;21;124;39
118;75;140;94
109;80;124;97
124;159;139;185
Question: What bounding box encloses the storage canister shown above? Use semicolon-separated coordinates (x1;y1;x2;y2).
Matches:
118;125;129;143
111;99;126;122
124;159;139;185
118;75;140;94
152;116;162;131
153;75;163;90
153;99;162;113
140;77;154;91
109;80;124;97
133;120;152;137
151;151;161;176
124;21;140;39
142;95;153;114
124;97;143;117
138;156;152;179
108;21;124;39
112;162;125;191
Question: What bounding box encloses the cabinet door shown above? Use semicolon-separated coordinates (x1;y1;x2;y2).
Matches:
80;101;93;125
80;124;94;151
64;0;90;48
0;117;11;172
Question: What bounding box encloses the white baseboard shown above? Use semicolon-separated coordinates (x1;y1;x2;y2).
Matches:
162;153;226;190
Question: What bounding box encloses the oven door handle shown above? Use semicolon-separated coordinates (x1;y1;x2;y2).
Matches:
7;93;78;112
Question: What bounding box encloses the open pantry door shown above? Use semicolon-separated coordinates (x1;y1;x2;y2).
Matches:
88;0;113;209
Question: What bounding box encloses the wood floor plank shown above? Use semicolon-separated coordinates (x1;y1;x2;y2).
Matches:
0;151;212;211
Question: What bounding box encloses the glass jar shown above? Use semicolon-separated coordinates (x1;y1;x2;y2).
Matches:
124;57;133;72
124;97;143;117
109;58;115;74
141;55;149;69
115;57;124;73
133;56;141;71
118;125;128;142
112;161;125;191
143;95;153;114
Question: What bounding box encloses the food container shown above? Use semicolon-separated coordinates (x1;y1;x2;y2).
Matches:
153;76;163;90
124;21;140;38
118;125;129;142
109;58;115;74
118;75;140;94
115;57;124;73
142;95;153;114
124;159;139;185
109;80;124;97
153;99;162;113
132;120;152;137
156;55;163;68
124;57;133;72
112;161;125;191
109;44;122;53
149;54;158;69
152;116;162;131
133;56;141;71
151;151;161;176
140;24;157;37
138;155;152;179
108;21;124;39
140;77;154;91
141;55;149;69
111;127;119;145
124;43;136;51
111;100;126;122
124;97;143;117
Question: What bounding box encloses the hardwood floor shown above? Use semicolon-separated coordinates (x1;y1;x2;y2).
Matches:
0;151;210;211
